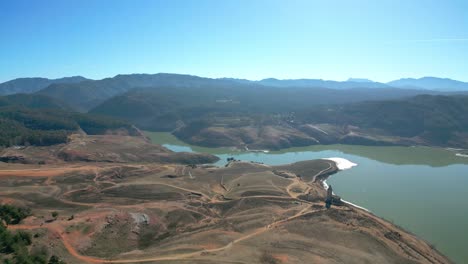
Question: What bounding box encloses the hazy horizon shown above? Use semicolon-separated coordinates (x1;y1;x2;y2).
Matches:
1;0;468;83
0;72;465;84
1;72;467;84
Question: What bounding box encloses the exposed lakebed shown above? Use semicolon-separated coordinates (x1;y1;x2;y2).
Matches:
147;132;468;263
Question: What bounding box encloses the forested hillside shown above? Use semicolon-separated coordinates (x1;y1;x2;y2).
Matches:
300;95;468;145
0;93;71;110
89;84;446;130
0;95;136;147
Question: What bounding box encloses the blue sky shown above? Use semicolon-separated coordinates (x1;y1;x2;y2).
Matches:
1;0;467;82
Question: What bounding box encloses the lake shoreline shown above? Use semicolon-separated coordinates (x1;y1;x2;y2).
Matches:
158;130;468;154
320;158;371;212
146;131;468;263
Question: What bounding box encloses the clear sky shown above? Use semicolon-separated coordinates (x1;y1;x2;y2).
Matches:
1;0;467;83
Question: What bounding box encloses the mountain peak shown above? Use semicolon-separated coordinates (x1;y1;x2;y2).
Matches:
347;78;373;83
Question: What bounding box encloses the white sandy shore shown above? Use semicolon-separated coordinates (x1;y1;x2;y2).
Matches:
323;157;357;170
322;157;370;212
341;200;370;212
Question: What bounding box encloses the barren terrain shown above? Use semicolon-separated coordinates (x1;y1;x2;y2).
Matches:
0;135;451;263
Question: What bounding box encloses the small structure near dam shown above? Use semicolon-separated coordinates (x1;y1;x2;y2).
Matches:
325;185;343;209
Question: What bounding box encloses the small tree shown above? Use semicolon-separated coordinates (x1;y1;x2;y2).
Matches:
49;255;66;264
260;251;279;264
51;211;58;219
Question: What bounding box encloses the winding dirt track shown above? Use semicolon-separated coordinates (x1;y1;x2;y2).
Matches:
9;204;325;263
5;163;332;263
0;166;96;178
285;160;333;198
309;161;334;183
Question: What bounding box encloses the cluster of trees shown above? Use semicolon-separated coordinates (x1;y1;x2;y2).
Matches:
71;113;132;135
0;104;134;148
0;205;31;225
0;118;69;147
0;205;66;264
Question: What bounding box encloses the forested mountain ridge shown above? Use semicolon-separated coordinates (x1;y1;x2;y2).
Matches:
36;73;251;111
1;73;467;113
0;76;88;95
37;73;468;112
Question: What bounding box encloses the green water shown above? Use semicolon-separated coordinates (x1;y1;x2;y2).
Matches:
147;132;468;263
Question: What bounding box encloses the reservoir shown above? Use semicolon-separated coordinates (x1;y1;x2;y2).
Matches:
147;132;468;263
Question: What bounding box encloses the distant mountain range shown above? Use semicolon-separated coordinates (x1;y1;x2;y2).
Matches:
225;76;468;91
37;74;248;111
346;78;374;83
387;77;468;91
0;73;468;149
252;78;390;89
1;74;468;96
0;73;468;113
